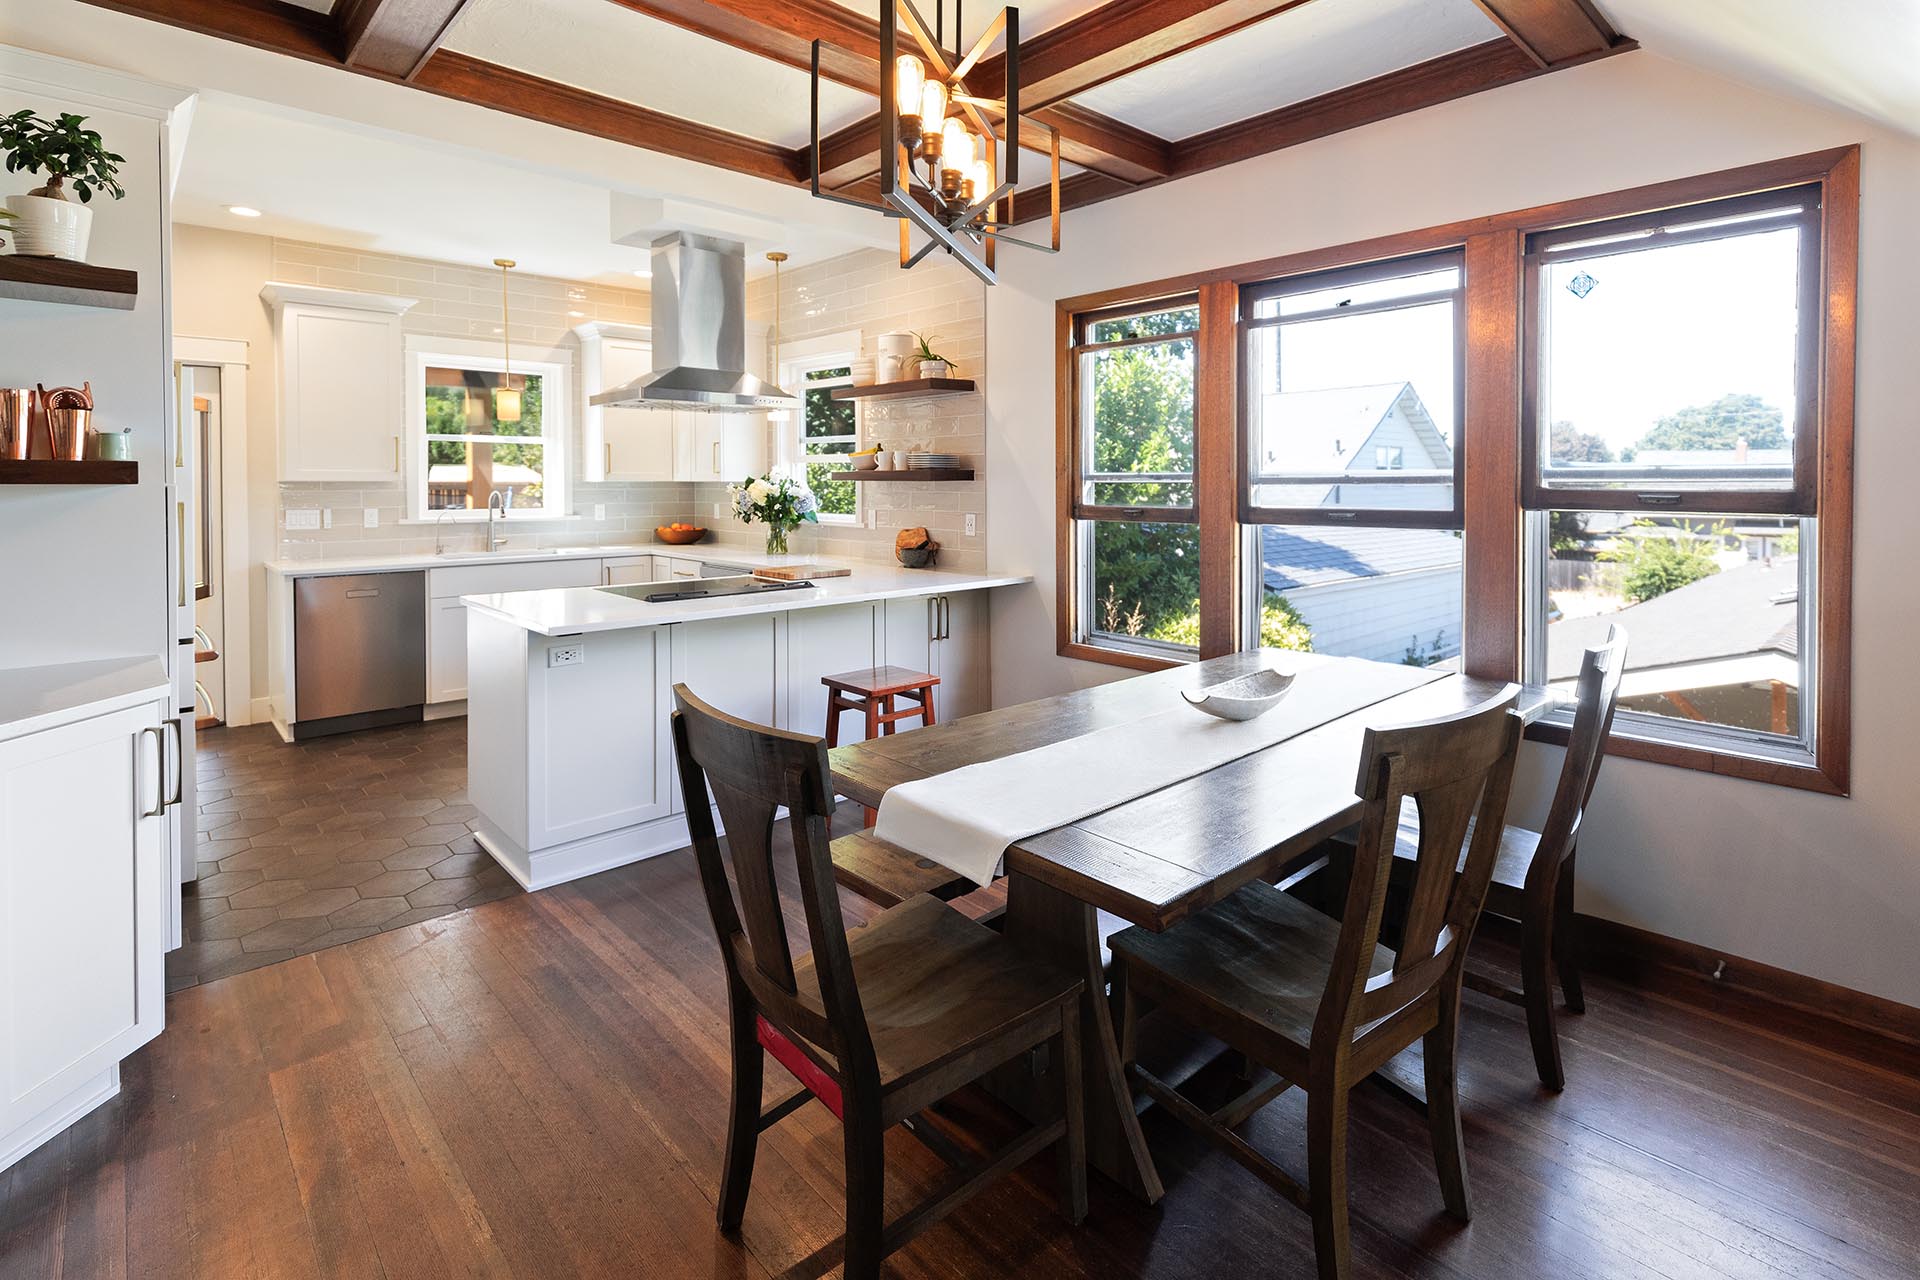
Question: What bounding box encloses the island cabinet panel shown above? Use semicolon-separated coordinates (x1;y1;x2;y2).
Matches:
669;615;779;813
0;700;167;1171
783;604;879;741
527;625;674;849
427;560;603;708
881;591;992;720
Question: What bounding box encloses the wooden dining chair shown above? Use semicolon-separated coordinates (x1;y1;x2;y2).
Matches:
669;685;1087;1280
1110;691;1523;1280
1386;625;1628;1091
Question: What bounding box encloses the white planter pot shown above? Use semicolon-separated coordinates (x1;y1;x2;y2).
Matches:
918;359;950;379
6;194;93;261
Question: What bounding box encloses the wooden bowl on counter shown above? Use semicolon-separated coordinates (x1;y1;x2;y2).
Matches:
655;525;709;545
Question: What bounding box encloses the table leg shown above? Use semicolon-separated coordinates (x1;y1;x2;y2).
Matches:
1000;871;1164;1204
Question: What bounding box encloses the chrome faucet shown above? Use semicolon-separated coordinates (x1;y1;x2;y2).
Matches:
487;490;508;551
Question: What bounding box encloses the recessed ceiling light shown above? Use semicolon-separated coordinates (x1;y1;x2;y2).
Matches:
632;268;651;279
567;310;585;318
226;205;262;218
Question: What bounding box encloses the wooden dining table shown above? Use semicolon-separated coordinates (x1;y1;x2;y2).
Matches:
828;650;1551;1203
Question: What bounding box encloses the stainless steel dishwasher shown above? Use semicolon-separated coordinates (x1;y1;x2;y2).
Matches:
293;571;427;739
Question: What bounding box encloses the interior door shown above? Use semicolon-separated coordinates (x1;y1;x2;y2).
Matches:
185;367;224;725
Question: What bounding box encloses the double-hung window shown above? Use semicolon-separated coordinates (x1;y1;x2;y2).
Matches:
1522;186;1825;762
1239;252;1466;665
406;338;570;521
1067;298;1200;658
779;335;863;525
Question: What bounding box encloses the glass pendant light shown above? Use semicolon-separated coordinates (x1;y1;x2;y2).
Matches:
493;258;522;424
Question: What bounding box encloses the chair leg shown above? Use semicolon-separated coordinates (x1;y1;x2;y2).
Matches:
1520;903;1567;1092
717;1009;763;1231
1554;856;1585;1014
1306;1089;1352;1280
842;1103;886;1280
1056;1009;1088;1225
1423;990;1473;1220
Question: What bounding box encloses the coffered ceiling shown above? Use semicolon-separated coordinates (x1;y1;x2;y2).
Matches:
80;0;1635;225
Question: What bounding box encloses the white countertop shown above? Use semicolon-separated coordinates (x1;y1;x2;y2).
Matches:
265;542;766;577
0;655;170;742
464;565;1031;637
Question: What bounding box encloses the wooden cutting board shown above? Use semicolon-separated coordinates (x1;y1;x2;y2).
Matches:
752;563;853;580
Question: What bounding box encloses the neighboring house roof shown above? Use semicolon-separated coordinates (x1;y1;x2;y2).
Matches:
1261;525;1463;592
1260;381;1454;474
1547;556;1799;680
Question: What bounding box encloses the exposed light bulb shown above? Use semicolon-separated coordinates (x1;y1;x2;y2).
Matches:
967;158;991;198
920;79;948;129
896;55;926;119
940;117;971;173
226;205;262;218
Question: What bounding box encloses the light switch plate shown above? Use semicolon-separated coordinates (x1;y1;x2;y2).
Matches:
964;513;977;537
322;508;333;530
593;503;606;521
285;508;320;530
547;643;585;668
362;509;379;529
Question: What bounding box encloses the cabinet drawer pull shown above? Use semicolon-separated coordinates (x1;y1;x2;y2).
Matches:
138;726;165;818
165;718;184;808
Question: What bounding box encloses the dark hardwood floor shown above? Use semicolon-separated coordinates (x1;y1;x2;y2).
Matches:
5;748;1919;1277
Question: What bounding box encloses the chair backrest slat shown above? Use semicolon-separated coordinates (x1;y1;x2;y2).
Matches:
1529;626;1628;896
671;686;878;1085
1318;690;1523;1048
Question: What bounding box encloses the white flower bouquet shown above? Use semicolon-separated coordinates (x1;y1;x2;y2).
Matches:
728;466;819;555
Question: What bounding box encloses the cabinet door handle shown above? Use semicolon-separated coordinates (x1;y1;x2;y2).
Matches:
138;726;165;818
165;718;184;808
605;442;613;475
711;442;720;474
940;596;951;640
392;435;400;472
929;596;937;642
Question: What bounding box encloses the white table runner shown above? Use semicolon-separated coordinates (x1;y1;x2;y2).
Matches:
872;654;1447;887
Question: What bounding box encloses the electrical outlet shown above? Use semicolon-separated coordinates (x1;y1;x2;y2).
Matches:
285;509;320;531
593;503;606;521
713;502;725;519
964;513;977;537
547;643;585;668
362;509;379;529
322;508;333;530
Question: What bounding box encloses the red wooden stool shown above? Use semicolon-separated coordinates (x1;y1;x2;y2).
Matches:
822;666;940;825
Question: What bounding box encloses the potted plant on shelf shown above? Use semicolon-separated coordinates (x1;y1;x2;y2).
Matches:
729;466;819;556
1;110;127;261
911;332;955;379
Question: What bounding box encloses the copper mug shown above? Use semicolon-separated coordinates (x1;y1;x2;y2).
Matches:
0;389;26;460
46;407;91;461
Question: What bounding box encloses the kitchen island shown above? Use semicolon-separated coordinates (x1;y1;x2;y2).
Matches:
461;562;1029;890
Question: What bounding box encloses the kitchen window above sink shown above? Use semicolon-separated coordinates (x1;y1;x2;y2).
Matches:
405;336;571;522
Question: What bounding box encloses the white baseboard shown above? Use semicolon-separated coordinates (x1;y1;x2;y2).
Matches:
423;701;467;722
0;1063;120;1174
474;813;702;891
247;696;273;726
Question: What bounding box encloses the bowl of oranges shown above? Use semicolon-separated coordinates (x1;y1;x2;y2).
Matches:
655;522;709;545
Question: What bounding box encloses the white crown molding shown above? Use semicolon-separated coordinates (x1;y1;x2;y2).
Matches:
0;44;195;120
571;320;652;343
259;280;418;315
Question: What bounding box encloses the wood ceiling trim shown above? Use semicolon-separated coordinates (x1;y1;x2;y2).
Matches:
1470;0;1624;68
1010;36;1637;224
608;0;1175;184
336;0;477;80
79;0;808;184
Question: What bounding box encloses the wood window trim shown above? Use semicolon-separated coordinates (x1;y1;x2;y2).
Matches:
1054;145;1857;794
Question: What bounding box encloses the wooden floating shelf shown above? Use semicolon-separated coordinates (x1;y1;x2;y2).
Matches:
0;459;140;485
827;468;974;483
0;256;139;310
830;377;976;401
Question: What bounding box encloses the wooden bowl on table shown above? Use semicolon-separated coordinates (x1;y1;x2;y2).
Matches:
655;525;709;545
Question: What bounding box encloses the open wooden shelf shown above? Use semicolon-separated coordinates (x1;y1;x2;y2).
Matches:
828;467;974;483
0;256;139;310
0;459;139;485
830;377;975;401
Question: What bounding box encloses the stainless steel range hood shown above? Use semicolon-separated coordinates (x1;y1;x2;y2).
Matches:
590;231;796;411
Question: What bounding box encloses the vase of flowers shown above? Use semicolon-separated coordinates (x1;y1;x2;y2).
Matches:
729;467;819;556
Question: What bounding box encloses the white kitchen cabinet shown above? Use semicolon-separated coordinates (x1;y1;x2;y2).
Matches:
783;603;878;742
578;320;768;484
883;590;991;720
664;556;702;580
425;559;603;707
261;283;417;483
1;666;170;1173
682;411;766;484
602;555;660;586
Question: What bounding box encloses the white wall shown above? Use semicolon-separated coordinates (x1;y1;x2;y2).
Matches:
985;50;1920;1007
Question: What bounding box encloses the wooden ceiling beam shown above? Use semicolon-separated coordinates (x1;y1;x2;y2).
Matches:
1470;0;1625;68
1009;35;1636;224
335;0;478;80
78;0;808;184
607;0;1175;184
